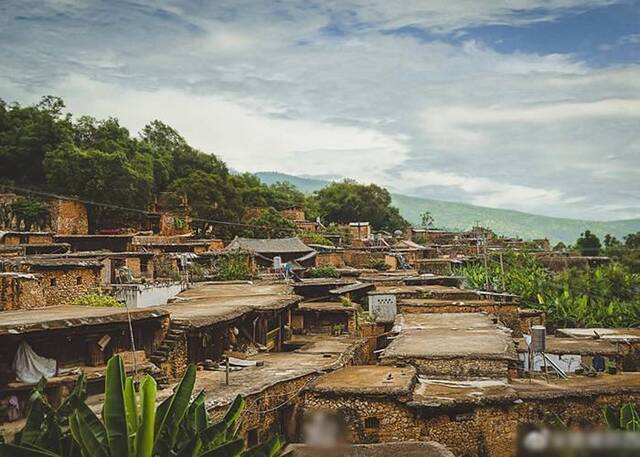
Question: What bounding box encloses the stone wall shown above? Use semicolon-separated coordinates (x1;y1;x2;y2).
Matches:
0;275;44;311
381;356;512;379
302;391;640;457
49;199;88;235
38;267;101;307
398;303;522;336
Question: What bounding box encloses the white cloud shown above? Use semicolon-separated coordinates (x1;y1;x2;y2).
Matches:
1;0;638;220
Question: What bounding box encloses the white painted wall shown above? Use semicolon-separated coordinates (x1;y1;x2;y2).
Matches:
112;282;186;308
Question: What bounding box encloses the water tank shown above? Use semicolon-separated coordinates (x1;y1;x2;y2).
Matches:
530;325;546;352
273;256;282;270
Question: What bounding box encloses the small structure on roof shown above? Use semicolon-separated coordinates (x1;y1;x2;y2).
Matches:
225;236;317;268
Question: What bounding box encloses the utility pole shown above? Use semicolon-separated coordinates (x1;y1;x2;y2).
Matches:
482;234;490;291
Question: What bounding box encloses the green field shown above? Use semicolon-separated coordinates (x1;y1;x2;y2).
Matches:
255;171;640;243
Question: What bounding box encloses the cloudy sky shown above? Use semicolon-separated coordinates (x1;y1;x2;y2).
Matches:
1;0;639;221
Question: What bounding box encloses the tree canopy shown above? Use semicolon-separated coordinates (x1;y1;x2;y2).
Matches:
1;96;408;237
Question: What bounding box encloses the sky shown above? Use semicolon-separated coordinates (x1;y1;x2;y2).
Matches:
1;0;639;221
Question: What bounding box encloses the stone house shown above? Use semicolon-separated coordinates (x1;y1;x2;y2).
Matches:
0;258;103;309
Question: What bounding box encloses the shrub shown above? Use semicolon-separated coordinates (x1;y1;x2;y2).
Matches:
307;266;339;278
71;292;123;308
213;253;253;281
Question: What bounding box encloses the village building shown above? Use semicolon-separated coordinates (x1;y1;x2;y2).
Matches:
0;305;169;423
0;258;103;310
225;237;317;270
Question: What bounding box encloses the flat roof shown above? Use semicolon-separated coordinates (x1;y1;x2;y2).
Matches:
410;377;517;408
308;365;416;395
510;373;640;400
399;298;507;308
297;301;355;313
283;442;454;457
555;328;640;343
513;336;621;356
156;334;366;409
165;282;301;328
368;285;478;297
382;313;516;360
0;305;168;336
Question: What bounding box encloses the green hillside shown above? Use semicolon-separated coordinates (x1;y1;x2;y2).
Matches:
255;172;640;243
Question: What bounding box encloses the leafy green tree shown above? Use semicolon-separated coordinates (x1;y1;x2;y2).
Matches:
240;208;296;239
44;145;154;209
420;211;434;228
312;180;408;231
624;232;640;249
575;230;601;256
553;241;567;251
603;234;621;249
0;96;73;187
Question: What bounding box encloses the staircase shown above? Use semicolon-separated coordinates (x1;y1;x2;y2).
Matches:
150;321;189;387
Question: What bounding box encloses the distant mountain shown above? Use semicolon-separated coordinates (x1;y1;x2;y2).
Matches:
255;171;640;244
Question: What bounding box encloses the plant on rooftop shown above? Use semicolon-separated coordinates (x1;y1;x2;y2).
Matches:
1;355;285;457
71;292;123;308
212;253;253;281
299;231;333;247
307;266;339;279
7;197;50;231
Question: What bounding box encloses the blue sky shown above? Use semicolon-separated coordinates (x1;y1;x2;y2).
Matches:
1;0;639;220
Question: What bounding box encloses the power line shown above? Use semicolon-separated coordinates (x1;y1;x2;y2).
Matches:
0;182;302;235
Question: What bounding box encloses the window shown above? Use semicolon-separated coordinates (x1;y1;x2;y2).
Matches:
247;429;258;447
140;258;149;273
76;276;83;285
364;417;380;429
50;277;57;287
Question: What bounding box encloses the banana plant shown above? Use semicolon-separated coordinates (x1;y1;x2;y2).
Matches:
604;403;640;432
1;355;284;457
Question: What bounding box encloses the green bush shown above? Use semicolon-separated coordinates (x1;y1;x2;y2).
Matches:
213;254;253;281
455;252;640;329
307;266;340;278
71;293;123;308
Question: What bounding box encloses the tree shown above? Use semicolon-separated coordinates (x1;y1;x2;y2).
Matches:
603;234;621;249
44;145;154;210
575;230;602;256
420;211;434;228
624;232;640;249
1;355;284;457
241;208;296;239
0;96;73;187
553;241;567;251
312;180;408;231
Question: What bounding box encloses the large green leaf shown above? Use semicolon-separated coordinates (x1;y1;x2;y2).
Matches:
18;390;49;447
124;377;139;455
73;412;110;457
70;398;107;447
0;443;61;457
153;364;196;455
136;375;156;457
198;438;244;457
103;355;130;457
241;435;284;457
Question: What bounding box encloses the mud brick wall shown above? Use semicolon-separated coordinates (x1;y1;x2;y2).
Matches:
416;260;454;275
0;276;44;310
303;394;421;444
50;199;88;235
1;234;21;245
280;208;306;221
517;310;545;336
417;392;640;457
381;356;511;379
39;268;101;307
316;251;346;268
398;303;522;336
159;213;192;236
125;257;142;277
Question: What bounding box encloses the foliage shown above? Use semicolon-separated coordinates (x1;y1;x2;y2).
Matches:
624;232;640;249
575;230;601;256
456;251;640;329
71;293;123;308
211;254;254;281
312;180;408;231
420;211;434;228
307;266;340;279
299;231;333;246
154;255;181;281
604;403;640;432
1;355;284;457
6;197;49;231
323;224;352;245
240;208;296;239
366;257;389;271
552;241;567;251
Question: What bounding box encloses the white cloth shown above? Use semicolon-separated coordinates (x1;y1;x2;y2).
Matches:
12;341;57;384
